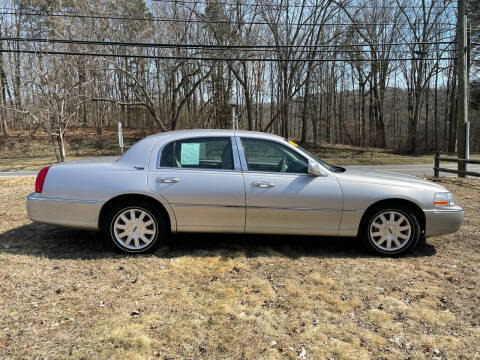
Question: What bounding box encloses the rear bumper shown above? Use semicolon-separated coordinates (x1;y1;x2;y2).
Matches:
27;193;102;230
424;206;464;237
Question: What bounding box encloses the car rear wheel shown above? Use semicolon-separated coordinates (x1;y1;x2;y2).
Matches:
104;200;167;254
361;204;421;256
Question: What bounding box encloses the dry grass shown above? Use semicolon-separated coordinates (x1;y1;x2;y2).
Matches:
303;142;480;166
3;128;480;171
0;177;480;359
0;128;144;171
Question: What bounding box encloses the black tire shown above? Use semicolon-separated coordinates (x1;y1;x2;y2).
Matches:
104;200;167;254
360;203;421;256
418;235;427;246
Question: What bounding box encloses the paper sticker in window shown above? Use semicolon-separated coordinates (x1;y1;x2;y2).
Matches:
180;143;200;165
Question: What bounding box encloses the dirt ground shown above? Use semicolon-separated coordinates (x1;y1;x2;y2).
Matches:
0;176;479;360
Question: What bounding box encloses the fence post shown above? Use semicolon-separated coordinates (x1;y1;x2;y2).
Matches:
434;152;439;178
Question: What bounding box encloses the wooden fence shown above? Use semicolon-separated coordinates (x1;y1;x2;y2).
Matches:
434;152;480;177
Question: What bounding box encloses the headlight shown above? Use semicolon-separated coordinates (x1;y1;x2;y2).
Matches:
434;192;455;207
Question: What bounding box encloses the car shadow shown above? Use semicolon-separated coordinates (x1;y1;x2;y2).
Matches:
0;223;437;260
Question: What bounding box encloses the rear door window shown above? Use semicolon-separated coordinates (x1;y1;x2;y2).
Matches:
159;137;234;170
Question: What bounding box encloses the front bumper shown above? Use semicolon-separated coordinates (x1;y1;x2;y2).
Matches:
27;192;102;230
424;205;464;237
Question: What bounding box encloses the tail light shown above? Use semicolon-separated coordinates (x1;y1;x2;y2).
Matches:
35;166;51;193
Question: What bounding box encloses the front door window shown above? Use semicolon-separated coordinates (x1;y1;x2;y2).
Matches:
241;138;308;173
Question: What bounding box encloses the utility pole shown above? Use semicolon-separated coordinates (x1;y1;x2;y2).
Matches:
456;0;469;177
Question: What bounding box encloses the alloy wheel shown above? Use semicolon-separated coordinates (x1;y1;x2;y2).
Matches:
112;208;157;251
369;210;412;252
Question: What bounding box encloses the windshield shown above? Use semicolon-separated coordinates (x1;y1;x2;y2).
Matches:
286;141;340;173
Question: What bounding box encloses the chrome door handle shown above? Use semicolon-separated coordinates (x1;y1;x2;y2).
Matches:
252;181;275;188
157;177;180;183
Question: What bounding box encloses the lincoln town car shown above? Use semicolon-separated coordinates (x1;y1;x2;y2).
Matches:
27;130;464;255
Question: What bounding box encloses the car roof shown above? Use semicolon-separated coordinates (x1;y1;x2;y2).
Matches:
144;129;284;140
118;129;286;167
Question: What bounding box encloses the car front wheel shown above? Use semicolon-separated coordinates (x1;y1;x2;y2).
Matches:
361;204;421;256
104;200;167;254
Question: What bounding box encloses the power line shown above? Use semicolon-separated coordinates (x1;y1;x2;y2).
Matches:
0;37;457;52
0;48;457;62
151;0;455;10
0;2;457;12
0;10;457;27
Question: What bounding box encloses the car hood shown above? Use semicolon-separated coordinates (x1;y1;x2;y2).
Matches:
335;167;447;191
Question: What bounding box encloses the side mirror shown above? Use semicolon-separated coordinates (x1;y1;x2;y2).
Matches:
308;161;323;176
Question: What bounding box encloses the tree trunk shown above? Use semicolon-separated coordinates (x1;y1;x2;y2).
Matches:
281;66;289;139
434;65;438;152
368;87;374;147
0;42;8;136
300;63;312;144
326;87;331;143
407;90;415;153
241;62;254;131
351;67;358;146
57;131;66;162
447;65;457;153
372;72;386;148
412;99;422;154
78;60;87;125
360;82;366;147
424;78;430;151
13;16;22;125
338;74;344;144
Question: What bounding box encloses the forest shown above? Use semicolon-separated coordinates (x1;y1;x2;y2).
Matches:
0;0;479;161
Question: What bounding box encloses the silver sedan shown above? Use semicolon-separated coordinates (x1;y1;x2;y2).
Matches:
27;130;464;255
